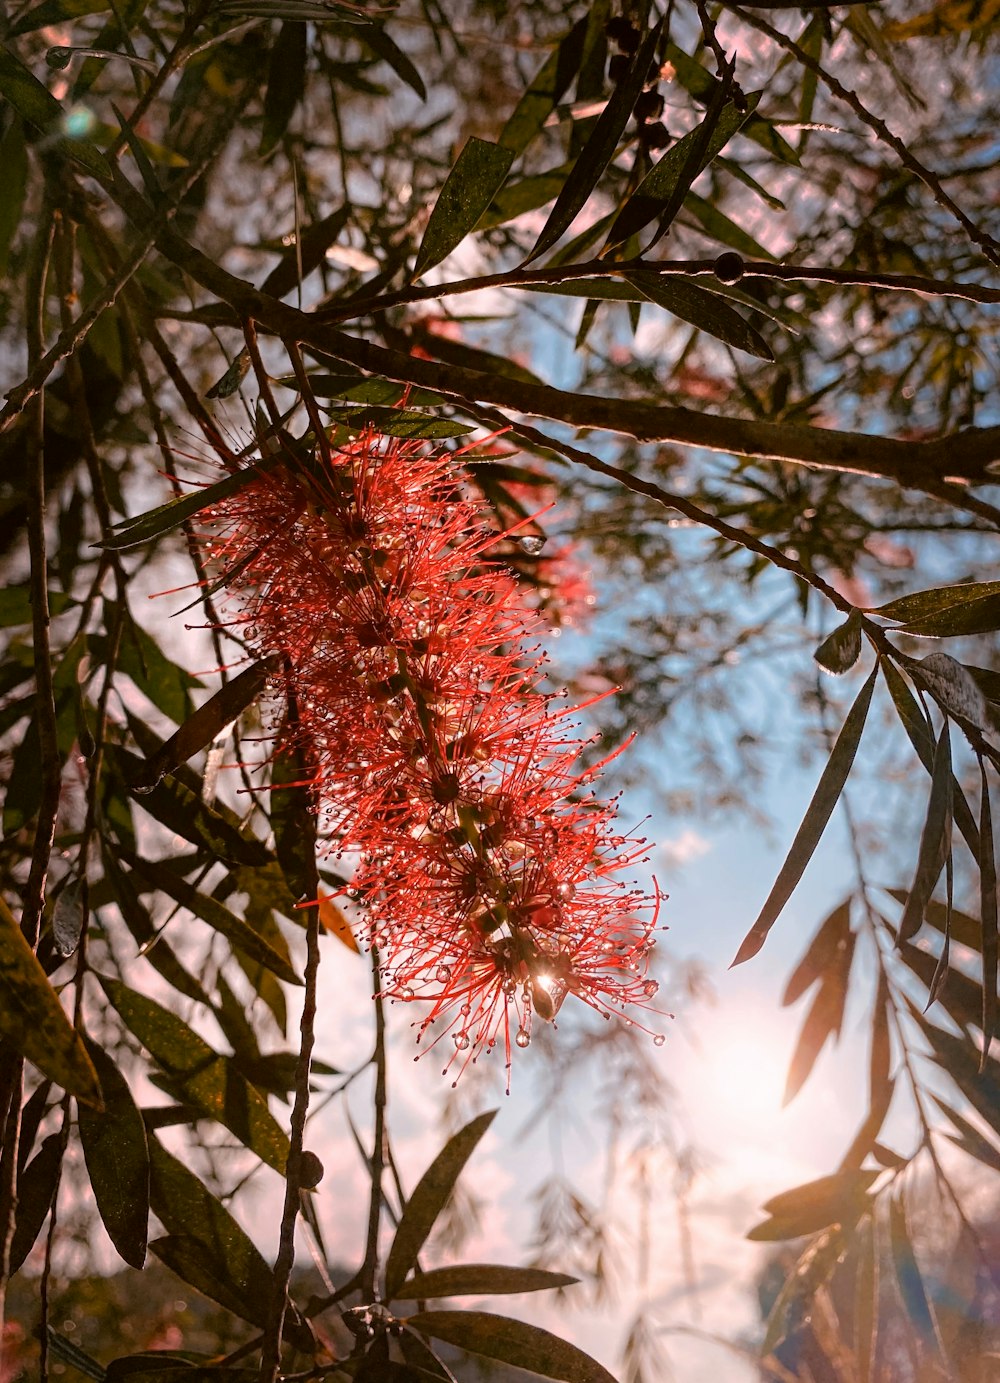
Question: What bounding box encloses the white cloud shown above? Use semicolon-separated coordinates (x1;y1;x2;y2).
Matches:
661;829;712;867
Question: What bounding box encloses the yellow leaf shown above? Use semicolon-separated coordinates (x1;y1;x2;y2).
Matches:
882;0;1000;38
318;893;359;953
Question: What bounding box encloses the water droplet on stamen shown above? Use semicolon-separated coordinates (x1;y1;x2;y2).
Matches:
436;964;452;984
400;987;414;1001
653;1034;666;1047
515;1028;530;1048
516;534;546;555
454;1031;470;1050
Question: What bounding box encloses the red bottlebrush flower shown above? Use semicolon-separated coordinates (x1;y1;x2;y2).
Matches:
198;422;665;1078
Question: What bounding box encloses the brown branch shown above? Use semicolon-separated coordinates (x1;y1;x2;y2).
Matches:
22;205;60;949
361;950;388;1302
730;4;1000;267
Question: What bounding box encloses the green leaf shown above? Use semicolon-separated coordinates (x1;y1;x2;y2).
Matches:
760;1228;842;1356
10;0;112;33
477;167;572;231
605;91;760;249
981;770;997;1063
523;20;663;265
0;45;111;179
406;1311;617;1383
783;940;855;1105
361;23;426;101
102;458;279;551
260;21;307;156
898;719;952;945
733;664;878;965
814;610;863;676
52;876;87;958
100;976;290;1171
683;191;776;262
888;1196;938;1345
115;748;271;868
3;711;42;835
0;896;102;1105
122;851;301;986
662;41;800;168
781;897;853;1005
413;138;516;279
261;204;350;298
107;616;205;725
10;1132;63;1272
624;272;773;360
385;1110;497;1300
497;17;587;155
912;653;991;730
147;1137;314;1351
45;1329;106;1381
137;656;282;788
407;332;544;387
322;406;474;439
875;580;1000;635
79;1036;150;1268
395;1265;578;1299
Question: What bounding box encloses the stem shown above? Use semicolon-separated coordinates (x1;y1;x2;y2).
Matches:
22;205;59;948
362;949;388;1302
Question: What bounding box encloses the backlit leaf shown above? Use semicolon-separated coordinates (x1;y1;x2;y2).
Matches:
52;876;87;958
888;1196;938;1345
624;273;773;360
413;138;516;279
0;896;101;1105
761;1228;843;1356
875;580;1000;636
395;1265;578;1299
783;940;855;1105
523;21;663;265
781;897;852;1006
814;610;863;676
385;1110;497;1300
100;976;290;1171
497;18;587;155
10;1133;62;1272
898;718;952;944
406;1311;617;1383
260;21;308;156
733;664;877;965
79;1036;150;1268
102;458;279;551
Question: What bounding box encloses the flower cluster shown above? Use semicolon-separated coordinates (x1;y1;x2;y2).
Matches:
201;426;664;1078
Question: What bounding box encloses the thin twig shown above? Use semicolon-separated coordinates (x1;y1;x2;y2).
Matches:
729;4;1000;267
361;949;388;1302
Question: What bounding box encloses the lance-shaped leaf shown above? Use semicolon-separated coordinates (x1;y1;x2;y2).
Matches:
606;90;759;250
78;1036;150;1268
121;852;301;985
395;1265;578;1299
106;1357;258;1382
981;767;998;1065
271;731;319;904
781;897;852;1006
761;1228;843;1357
261;204;350;298
52;876;87;957
624;273;773;359
135;656;282;788
100;976;289;1171
854;1214;878;1383
897;939;982;1035
917;1013;1000;1138
323;405;473;439
898;719;952;945
412;138;515;279
815;610;863;675
101;458;279;552
881;657;979;857
749;1170;878;1241
931;1093;1000;1172
782;934;855;1105
498;17;587;155
913;653;990;731
888;1196;939;1348
406;1311;617;1383
400;1328;457;1383
260;20;307;156
0;45;111;179
10;1133;63;1272
733;664;877;965
362;23;426;101
385;1110;497;1300
0;896;101;1105
874;580;1000;637
523;21;663;265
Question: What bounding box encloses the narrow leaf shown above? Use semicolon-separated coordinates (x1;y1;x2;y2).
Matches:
0;46;111;179
385;1110;497;1300
606;91;758;249
931;1093;1000;1173
854;1214;878;1383
814;610;863;676
362;23;426;100
407;1311;616;1383
53;877;87;957
624;272;773;359
898;719;952;944
888;1196;937;1344
875;579;1000;625
322;405;473;439
271;733;319;905
137;656;282;788
913;653;990;730
760;1229;842;1357
102;458;278;552
100;976;290;1172
395;1265;578;1299
980;764;997;1066
78;1036;150;1267
10;1133;63;1272
783;953;854;1106
0;896;101;1105
260;21;307;156
782;897;852;1006
260;204;350;299
413;138;516;279
497;18;587;155
123;853;302;986
523;21;663;265
733;664;877;965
